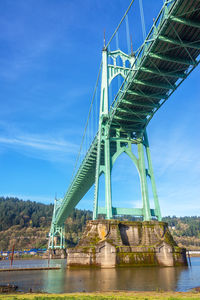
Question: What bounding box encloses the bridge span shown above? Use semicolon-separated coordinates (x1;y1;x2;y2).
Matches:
49;0;200;249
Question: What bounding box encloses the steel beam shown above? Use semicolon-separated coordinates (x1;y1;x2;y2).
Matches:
159;35;200;50
117;108;150;116
133;78;175;90
170;16;200;29
113;115;146;123
122;99;159;108
144;131;162;221
98;207;144;216
149;53;197;66
127;89;167;100
140;66;186;78
104;126;113;219
138;142;151;221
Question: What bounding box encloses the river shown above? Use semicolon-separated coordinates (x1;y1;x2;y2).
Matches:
0;257;199;293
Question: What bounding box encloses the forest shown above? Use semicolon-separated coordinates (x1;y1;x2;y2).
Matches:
0;197;199;250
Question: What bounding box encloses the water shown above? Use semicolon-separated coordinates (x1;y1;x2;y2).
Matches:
0;258;200;293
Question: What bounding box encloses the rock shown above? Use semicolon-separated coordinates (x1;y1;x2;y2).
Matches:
0;284;18;293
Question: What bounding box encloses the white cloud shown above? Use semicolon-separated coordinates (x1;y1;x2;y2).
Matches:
0;135;77;152
0;132;79;164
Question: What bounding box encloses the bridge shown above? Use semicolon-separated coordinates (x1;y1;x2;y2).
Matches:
48;0;200;249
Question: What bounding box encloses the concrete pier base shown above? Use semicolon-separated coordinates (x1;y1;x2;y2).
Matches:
44;249;67;259
67;220;187;268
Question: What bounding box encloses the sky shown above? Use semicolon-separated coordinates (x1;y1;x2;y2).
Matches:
0;0;199;217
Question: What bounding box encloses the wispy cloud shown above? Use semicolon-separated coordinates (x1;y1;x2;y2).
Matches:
0;132;79;164
0;135;77;152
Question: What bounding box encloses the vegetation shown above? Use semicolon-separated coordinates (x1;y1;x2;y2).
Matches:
163;216;200;250
0;197;53;230
0;197;92;251
1;292;200;299
163;216;200;238
0;197;199;251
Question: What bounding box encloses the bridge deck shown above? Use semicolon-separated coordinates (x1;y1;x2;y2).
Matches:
110;0;200;135
55;0;200;226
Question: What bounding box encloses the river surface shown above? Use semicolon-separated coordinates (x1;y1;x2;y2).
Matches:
0;257;199;293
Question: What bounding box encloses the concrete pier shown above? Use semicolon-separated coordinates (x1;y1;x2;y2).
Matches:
45;249;67;259
67;220;187;268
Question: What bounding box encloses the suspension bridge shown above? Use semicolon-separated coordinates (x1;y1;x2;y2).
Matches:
48;0;200;249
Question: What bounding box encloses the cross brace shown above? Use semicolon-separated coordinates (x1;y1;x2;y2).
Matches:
133;78;175;90
170;16;200;29
127;89;167;100
122;99;159;108
140;66;186;79
159;35;200;50
149;53;197;66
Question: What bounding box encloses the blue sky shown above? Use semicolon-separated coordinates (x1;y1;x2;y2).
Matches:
0;0;199;217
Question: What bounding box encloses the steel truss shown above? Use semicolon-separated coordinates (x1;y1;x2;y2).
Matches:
93;48;161;221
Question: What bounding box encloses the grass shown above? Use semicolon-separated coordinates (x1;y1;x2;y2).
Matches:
0;291;200;300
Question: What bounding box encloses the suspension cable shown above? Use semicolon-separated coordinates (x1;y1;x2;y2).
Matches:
125;15;131;54
70;62;102;182
115;32;121;91
139;0;146;41
106;0;136;48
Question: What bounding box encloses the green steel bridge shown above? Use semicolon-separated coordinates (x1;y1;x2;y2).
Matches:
49;0;200;249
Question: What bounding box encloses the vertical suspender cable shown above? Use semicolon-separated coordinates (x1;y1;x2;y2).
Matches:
108;45;112;108
85;126;87;155
139;0;146;41
116;31;119;50
95;90;98;133
125;15;131;54
115;32;121;90
91;102;94;142
106;0;135;48
70;62;102;182
88;115;90;148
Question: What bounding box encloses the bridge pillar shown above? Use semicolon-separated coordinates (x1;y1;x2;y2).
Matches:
93;126;113;220
144;131;162;221
48;198;65;249
138;141;151;221
104;126;113;219
48;224;65;249
93;47;113;220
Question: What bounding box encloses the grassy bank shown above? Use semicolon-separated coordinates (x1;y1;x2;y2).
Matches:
1;292;200;300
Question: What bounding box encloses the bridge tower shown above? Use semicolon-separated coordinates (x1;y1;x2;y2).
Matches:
93;46;162;221
48;198;65;250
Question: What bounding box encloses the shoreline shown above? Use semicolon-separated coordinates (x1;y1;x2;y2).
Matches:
0;291;200;299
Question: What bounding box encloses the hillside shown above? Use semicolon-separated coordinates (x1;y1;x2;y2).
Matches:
0;197;92;250
0;197;199;250
163;216;200;250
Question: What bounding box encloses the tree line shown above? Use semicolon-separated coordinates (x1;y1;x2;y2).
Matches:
0;197;199;250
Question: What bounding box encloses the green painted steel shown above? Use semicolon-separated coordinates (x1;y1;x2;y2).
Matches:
48;199;65;249
48;0;200;248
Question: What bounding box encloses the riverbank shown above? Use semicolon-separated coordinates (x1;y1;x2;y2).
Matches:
1;291;200;299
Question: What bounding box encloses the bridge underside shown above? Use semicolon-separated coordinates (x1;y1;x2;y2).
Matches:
110;0;200;136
